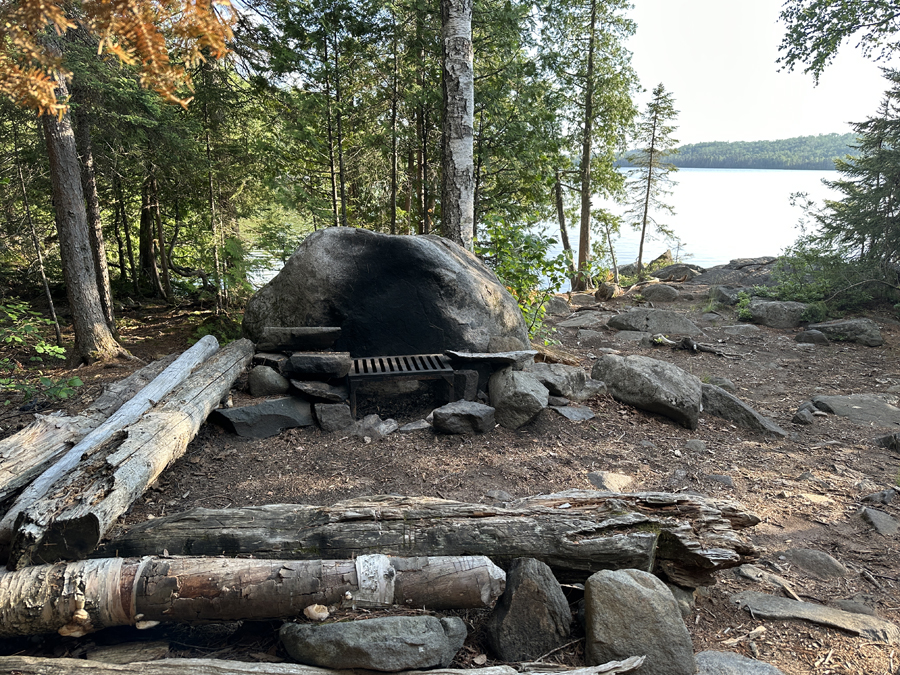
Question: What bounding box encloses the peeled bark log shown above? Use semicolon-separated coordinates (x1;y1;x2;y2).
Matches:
0;554;504;637
0;658;644;675
99;492;759;587
0;355;176;507
0;336;220;561
6;340;253;569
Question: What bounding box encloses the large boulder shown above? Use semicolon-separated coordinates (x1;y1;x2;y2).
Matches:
606;308;701;335
591;355;702;429
747;298;807;328
489;368;549;429
701;384;787;437
243;228;528;356
806;318;883;347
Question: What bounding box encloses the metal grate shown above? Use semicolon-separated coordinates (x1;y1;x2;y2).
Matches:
350;354;453;379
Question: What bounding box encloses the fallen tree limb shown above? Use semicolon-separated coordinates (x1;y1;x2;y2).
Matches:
0;657;645;675
0;335;220;561
0;554;504;637
6;339;254;569
0;355;177;507
98;491;760;587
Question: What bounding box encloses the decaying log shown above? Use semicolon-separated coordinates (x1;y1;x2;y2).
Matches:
98;491;760;587
0;335;220;556
0;554;504;637
0;355;177;507
6;339;254;569
0;657;644;675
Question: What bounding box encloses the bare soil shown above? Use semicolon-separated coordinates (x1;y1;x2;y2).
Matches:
1;290;899;675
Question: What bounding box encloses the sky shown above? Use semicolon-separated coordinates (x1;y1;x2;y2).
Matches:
627;0;893;144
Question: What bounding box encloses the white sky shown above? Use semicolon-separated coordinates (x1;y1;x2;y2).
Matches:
628;0;893;144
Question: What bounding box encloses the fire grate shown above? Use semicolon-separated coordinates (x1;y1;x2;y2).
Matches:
347;354;455;416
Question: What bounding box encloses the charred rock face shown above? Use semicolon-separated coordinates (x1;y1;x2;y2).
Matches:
243;228;528;357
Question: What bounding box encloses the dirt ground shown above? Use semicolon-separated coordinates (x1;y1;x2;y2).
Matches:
1;287;899;675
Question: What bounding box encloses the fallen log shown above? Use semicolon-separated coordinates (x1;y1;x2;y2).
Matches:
5;339;254;569
0;335;220;557
0;554;504;637
0;355;177;507
0;657;644;675
98;491;760;587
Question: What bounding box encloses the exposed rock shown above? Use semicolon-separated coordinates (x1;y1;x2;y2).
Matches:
618;250;673;277
349;414;399;440
695;651;787;675
875;432;900;450
595;283;623;301
862;488;897;505
485;488;513;502
653;263;704;282
640;284;680;302
795;329;829;345
441;369;479;402
445;350;537;371
291;380;348;403
256;326;341;352
701;384;787;437
313;403;355;432
829;597;877;617
779;548;849;579
861;507;899;536
543;296;571;316
489;368;549;430
747;299;807;328
592;354;702;429
684;439;707;453
723;324;761;337
252;352;288;372
286;352;352;380
398;419;431;432
688;257;779;287
571;293;598;306
606;308;702;335
587;471;634;492
248;365;290;397
812;393;900;426
708;286;751;306
548;395;570;407
485;558;572;662
708;376;736;393
666;584;695;619
577;329;608;347
279;615;467;671
432;400;495;434
708;474;734;488
614;331;653;345
557;312;606;329
730;591;900;643
792;408;815;425
584;569;695;674
210;397;314;439
243;228;528;356
551;405;595;422
807;318;884;347
526;362;593;400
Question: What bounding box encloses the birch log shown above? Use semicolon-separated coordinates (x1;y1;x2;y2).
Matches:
0;554;504;637
98;492;759;587
0;658;645;675
0;355;177;507
0;335;219;555
6;339;253;569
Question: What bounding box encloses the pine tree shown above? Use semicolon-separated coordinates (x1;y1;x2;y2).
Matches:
624;83;679;276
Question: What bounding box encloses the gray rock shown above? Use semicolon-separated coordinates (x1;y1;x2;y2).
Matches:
792;408;815;425
684;439;707;453
780;548;849;579
256;326;341;352
614;330;653;345
584;569;695;674
875;432;900;450
398;419;431;432
653;263;705;281
243;228;528;355
543;296;571;316
489;368;549;430
286;352;352;380
488;335;528;353
432;400;495;434
445;369;479;402
734;564;793;591
861;507;899;536
485;489;513;501
722;324;761;337
640;284;680;302
695;651;787;675
571;293;597;306
730;591;900;643
689;257;779;287
548;395;570;407
708;474;734;488
485;558;571;662
747;298;807;328
291;380;348;403
795;329;829;345
587;471;634;492
708;376;736;393
551;405;595;422
594;282;623;301
807;318;884;347
527;362;590;400
279;615;467;671
252;352;288;372
557;312;606;329
862;488;898;505
313;403;355;432
830;598;877;617
210;397;314;439
445;350;538;370
248;365;290;397
349;414;399;440
701;384;788;437
607;308;702;335
812;393;900;426
708;286;750;306
701;312;723;324
592;355;702;429
666;584;695;619
577;329;608;347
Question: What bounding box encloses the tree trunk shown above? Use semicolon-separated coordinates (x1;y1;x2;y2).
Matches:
114;173;139;296
574;0;598;291
636;119;658;277
148;171;174;303
0;356;176;507
0;336;220;562
555;170;577;285
202;98;224;312
41;69;121;363
389;12;399;236
97;493;759;588
8;340;253;568
605;220;619;285
440;0;475;250
0;554;504;637
139;180;164;298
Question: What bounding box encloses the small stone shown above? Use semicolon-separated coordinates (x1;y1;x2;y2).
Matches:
248;365;290;397
666;583;695;619
780;548;849;579
398;419;431;433
685;439;707;453
795;329;829;345
708;474;734;488
792;408;815;425
587;471;634;492
861;507;899;536
862;488;897;505
291;380;348;403
696;651;787;675
796;471;816;481
432;400;495;434
551;405;595;422
548;395;570;407
485;489;513;502
313;403;355;432
286;352;352;380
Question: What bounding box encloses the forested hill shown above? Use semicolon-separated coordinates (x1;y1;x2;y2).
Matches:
618;133;856;170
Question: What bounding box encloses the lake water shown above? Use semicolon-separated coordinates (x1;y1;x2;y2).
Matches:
553;167;837;270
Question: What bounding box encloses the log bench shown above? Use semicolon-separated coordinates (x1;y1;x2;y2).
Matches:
347;354;455;415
